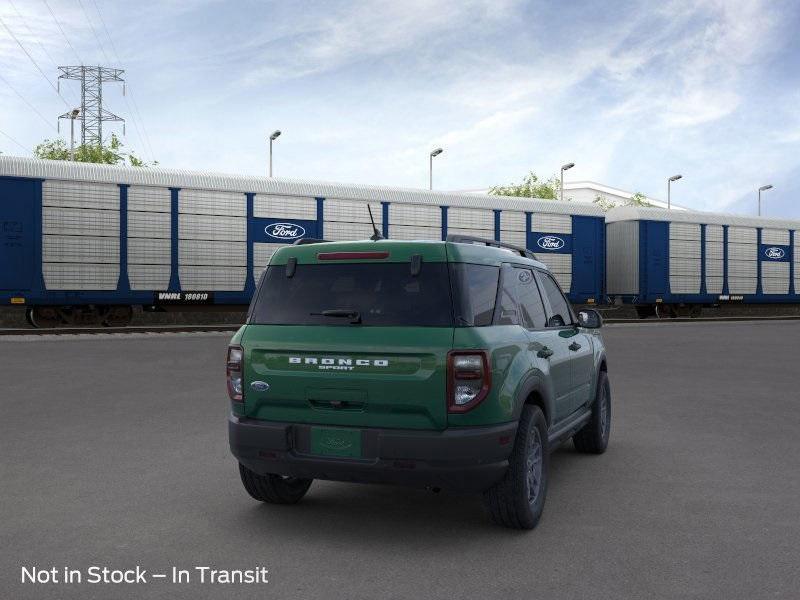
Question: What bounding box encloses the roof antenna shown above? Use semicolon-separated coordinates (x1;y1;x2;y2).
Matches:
367;204;383;241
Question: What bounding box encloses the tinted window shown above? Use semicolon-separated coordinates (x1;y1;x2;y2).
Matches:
515;268;547;329
250;263;453;327
537;271;572;327
450;263;500;326
495;266;519;326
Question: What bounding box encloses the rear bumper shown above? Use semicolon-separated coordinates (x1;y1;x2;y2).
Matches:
229;414;517;492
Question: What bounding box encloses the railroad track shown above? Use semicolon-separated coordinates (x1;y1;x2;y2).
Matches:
2;315;800;335
0;324;242;336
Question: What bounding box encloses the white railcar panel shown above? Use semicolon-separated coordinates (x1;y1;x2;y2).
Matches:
129;265;170;290
389;203;441;227
705;225;724;241
536;254;572;291
43;206;119;238
324;199;382;224
128;211;170;239
43;235;119;264
447;207;493;230
179;266;246;291
448;227;495;239
501;211;526;232
42;180;119;211
254;195;316;220
669;257;701;274
128;238;170;264
605;221;639;296
179;240;246;266
728;260;758;278
669;223;701;241
728;226;757;244
705;239;724;260
43;263;119;290
128;186;170;213
179;214;246;242
324;221;381;241
388;224;441;241
253;243;287;269
728;277;757;294
669;239;701;259
179;189;245;216
705;258;724;278
706;276;723;293
532;213;571;234
670;275;701;294
761;262;789;294
727;244;757;261
761;229;790;245
795;235;800;294
499;229;527;248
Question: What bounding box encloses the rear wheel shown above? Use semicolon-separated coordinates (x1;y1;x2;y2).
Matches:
573;371;611;454
483;405;549;530
238;464;312;504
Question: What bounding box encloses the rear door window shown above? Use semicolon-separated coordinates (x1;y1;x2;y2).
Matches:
514;268;547;329
250;262;453;327
536;271;573;327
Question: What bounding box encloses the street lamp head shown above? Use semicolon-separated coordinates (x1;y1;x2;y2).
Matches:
759;184;773;192
561;162;575;171
70;108;80;118
270;130;281;141
430;148;443;157
668;174;682;182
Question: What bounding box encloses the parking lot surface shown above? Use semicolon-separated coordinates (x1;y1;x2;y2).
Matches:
1;322;798;599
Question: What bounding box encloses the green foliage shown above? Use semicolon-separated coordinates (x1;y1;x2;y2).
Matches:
489;171;562;200
593;191;653;212
33;134;156;167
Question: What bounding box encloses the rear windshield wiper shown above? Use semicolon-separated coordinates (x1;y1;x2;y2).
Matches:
310;309;362;324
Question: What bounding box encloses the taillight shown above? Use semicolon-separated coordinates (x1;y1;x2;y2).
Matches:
447;350;491;413
227;345;243;402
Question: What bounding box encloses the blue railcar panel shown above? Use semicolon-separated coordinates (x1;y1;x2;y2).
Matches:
569;216;604;303
640;220;669;299
0;177;39;292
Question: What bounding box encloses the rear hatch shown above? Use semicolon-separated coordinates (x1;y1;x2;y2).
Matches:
242;242;454;430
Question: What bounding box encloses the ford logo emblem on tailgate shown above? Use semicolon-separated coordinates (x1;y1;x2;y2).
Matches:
537;235;565;250
265;222;306;240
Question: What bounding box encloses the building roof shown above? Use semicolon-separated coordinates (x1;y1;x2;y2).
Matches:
605;205;800;230
0;156;605;217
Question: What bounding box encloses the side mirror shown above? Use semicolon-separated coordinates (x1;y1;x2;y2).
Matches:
577;309;603;329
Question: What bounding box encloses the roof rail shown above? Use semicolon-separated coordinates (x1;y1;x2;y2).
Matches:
446;234;538;260
292;238;332;245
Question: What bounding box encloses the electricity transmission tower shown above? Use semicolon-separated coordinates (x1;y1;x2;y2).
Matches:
57;66;125;146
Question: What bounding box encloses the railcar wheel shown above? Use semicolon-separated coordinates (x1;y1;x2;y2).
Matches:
654;304;674;319
28;307;63;328
102;305;134;327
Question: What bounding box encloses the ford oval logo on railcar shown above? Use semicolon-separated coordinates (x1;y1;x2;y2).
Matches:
537;235;565;250
764;246;785;260
265;222;306;240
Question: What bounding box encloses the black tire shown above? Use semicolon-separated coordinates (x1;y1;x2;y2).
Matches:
483;405;549;530
238;464;312;504
573;371;611;454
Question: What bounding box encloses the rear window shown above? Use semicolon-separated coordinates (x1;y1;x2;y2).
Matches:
249;262;454;327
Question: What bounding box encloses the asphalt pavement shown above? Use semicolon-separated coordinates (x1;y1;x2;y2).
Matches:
1;322;798;599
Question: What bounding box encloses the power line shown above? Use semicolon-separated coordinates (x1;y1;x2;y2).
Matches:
43;0;83;66
0;126;31;153
89;0;156;162
0;14;70;108
76;0;112;64
0;72;59;132
7;0;81;106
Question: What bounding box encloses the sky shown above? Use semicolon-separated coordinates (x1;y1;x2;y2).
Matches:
1;0;799;218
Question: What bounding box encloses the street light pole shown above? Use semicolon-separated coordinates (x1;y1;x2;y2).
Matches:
429;148;443;190
69;108;80;161
758;184;773;216
269;130;281;177
560;162;575;202
667;174;682;209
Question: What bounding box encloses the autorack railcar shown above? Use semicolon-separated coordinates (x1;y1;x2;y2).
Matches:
0;156;606;327
606;206;800;318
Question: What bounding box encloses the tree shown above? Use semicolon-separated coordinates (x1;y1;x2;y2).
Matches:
593;191;653;212
33;134;156;166
489;171;563;200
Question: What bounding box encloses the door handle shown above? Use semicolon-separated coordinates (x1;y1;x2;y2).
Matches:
537;347;554;359
568;342;581;351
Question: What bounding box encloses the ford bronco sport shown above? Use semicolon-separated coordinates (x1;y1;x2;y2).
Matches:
228;236;610;529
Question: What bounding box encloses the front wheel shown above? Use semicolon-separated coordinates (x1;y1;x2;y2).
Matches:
238;464;312;504
483;405;549;530
573;371;611;454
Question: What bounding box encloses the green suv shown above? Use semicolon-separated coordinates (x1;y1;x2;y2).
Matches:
228;236;610;529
